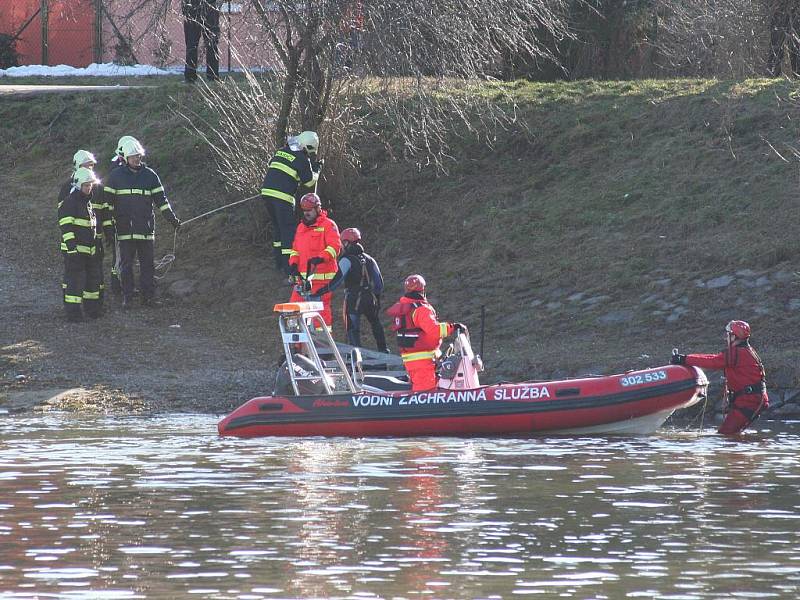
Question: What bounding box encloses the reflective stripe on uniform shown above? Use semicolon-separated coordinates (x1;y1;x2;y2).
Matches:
401;350;437;363
298;271;335;279
83;290;100;300
324;245;337;259
439;323;449;337
117;233;154;240
104;188;157;196
268;161;300;181
64;294;83;304
59;217;94;227
260;188;295;204
274;150;296;162
60;244;93;255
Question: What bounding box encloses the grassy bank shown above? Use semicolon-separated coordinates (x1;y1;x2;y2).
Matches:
3;76;799;396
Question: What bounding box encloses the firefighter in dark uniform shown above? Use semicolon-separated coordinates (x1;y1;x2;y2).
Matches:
59;150;106;303
59;167;103;322
313;227;389;352
182;0;221;83
103;135;141;294
59;150;97;208
767;0;800;77
103;138;180;308
671;320;769;435
260;131;321;275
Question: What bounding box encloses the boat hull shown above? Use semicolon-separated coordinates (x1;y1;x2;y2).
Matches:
218;365;707;438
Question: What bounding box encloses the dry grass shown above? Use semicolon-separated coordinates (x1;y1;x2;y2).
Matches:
3;76;800;393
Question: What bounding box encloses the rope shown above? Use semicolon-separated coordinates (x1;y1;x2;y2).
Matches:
153;228;178;279
153;193;261;279
181;194;261;226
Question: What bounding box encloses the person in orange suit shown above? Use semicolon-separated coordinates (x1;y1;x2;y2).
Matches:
671;320;768;435
386;274;465;391
288;193;341;326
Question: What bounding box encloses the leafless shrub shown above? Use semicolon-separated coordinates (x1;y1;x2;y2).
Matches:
100;0;173;65
175;0;574;196
648;0;768;78
560;0;777;79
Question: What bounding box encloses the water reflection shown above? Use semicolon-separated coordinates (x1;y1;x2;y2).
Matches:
1;415;799;598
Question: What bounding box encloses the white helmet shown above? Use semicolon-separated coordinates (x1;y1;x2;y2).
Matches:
120;138;145;159
74;167;100;187
72;149;97;170
114;135;141;159
297;130;319;155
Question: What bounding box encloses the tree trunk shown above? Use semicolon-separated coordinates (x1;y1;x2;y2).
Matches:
275;46;300;146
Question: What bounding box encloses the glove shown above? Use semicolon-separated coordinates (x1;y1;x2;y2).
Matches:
287;264;299;277
452;322;468;334
308;256;325;266
670;353;686;365
171;217;181;230
311;158;324;173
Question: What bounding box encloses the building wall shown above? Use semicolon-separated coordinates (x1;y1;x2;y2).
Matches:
0;1;279;71
101;1;280;71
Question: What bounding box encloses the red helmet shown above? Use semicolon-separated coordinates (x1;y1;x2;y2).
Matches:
726;320;751;339
299;193;321;211
404;274;426;293
341;228;361;244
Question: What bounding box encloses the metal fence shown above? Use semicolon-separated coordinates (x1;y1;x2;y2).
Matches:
0;0;100;68
1;1;274;72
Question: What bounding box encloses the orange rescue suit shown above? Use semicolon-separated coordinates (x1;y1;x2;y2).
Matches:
386;293;454;390
288;209;341;325
685;342;768;434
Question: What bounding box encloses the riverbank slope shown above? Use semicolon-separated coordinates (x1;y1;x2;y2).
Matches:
1;77;798;416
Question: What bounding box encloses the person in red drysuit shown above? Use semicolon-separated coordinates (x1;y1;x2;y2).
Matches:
386;274;465;391
288;193;341;326
671;320;768;435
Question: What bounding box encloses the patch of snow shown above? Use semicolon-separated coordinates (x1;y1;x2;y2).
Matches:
0;62;181;78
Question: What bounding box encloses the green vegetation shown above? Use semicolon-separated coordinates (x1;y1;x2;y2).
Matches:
3;76;799;386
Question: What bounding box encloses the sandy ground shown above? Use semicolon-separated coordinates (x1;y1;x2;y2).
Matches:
0;256;274;415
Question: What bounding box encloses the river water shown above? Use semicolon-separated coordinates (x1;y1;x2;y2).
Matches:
1;415;799;599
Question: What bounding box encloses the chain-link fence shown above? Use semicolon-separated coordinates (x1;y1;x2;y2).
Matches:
0;0;99;68
0;1;273;71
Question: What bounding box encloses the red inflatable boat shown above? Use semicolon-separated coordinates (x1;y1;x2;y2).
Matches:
218;302;708;438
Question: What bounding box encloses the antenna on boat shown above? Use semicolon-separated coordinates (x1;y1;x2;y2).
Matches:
480;305;486;365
